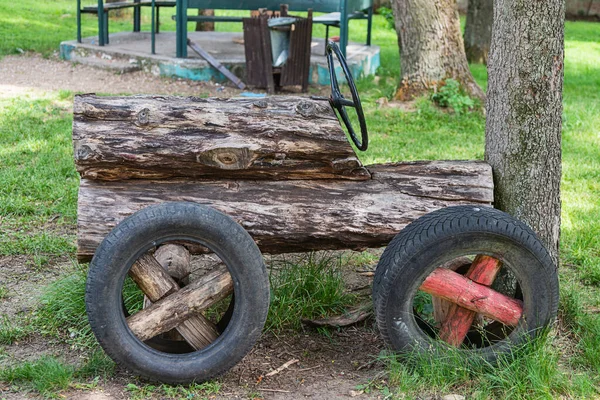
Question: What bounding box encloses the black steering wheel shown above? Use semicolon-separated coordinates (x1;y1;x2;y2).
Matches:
325;41;369;151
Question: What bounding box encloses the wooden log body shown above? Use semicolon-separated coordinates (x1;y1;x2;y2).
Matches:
73;95;370;181
420;268;523;327
76;161;493;261
438;255;503;346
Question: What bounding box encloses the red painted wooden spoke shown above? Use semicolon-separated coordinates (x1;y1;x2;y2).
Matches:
419;263;523;341
438;255;503;346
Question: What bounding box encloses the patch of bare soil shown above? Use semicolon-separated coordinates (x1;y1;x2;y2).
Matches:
0;53;242;97
0;253;388;400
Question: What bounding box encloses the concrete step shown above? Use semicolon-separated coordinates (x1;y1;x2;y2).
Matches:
70;53;141;74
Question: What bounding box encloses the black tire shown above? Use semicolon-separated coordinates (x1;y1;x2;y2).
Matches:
373;205;559;361
86;202;269;384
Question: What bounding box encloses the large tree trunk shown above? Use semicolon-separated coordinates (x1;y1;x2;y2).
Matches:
195;10;215;32
76;161;494;261
463;0;493;64
485;0;564;264
391;0;484;101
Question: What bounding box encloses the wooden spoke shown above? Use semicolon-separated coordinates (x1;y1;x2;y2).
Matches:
130;254;178;300
432;257;472;324
437;255;503;347
128;250;223;349
419;267;523;327
127;265;233;342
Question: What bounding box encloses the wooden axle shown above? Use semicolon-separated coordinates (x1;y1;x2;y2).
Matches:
420;267;523;327
437;255;503;346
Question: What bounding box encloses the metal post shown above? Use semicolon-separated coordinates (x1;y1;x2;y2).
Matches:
98;0;105;46
156;6;160;33
151;0;156;54
366;6;373;46
77;0;82;43
134;0;141;32
181;0;188;57
339;0;348;57
104;11;110;44
176;0;184;57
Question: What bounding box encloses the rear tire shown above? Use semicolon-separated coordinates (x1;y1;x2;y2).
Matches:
373;205;559;361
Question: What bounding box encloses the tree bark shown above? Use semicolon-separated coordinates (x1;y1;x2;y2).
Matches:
464;0;493;64
195;9;215;32
76;161;494;261
485;0;564;264
391;0;484;100
73;95;370;181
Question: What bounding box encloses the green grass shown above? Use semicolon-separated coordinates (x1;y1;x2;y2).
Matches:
0;356;74;397
266;253;358;331
0;315;31;345
31;264;94;348
125;381;221;400
0;285;8;300
0;3;600;398
383;332;597;399
0;94;77;256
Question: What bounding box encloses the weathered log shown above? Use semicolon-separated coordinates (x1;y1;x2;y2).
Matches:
130;254;178;300
72;94;370;181
135;246;220;349
420;268;523;327
76;161;494;261
438;255;503;346
128;266;233;342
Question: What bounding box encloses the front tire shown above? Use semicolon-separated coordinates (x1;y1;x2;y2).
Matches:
86;202;269;383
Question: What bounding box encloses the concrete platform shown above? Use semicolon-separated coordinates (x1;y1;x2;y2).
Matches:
60;31;380;86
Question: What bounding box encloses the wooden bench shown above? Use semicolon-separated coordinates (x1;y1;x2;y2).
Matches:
77;0;176;46
175;0;374;58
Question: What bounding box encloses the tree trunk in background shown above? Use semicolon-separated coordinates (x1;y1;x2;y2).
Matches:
464;0;493;64
373;0;391;11
391;0;484;101
457;0;469;14
485;0;564;265
195;9;215;31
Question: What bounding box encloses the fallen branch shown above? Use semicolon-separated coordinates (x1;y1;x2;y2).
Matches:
265;359;299;377
301;304;372;328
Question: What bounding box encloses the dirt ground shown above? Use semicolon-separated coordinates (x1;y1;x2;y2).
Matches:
0;53;390;399
0;252;387;400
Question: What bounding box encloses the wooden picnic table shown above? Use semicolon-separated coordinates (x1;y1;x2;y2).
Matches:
175;0;374;58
